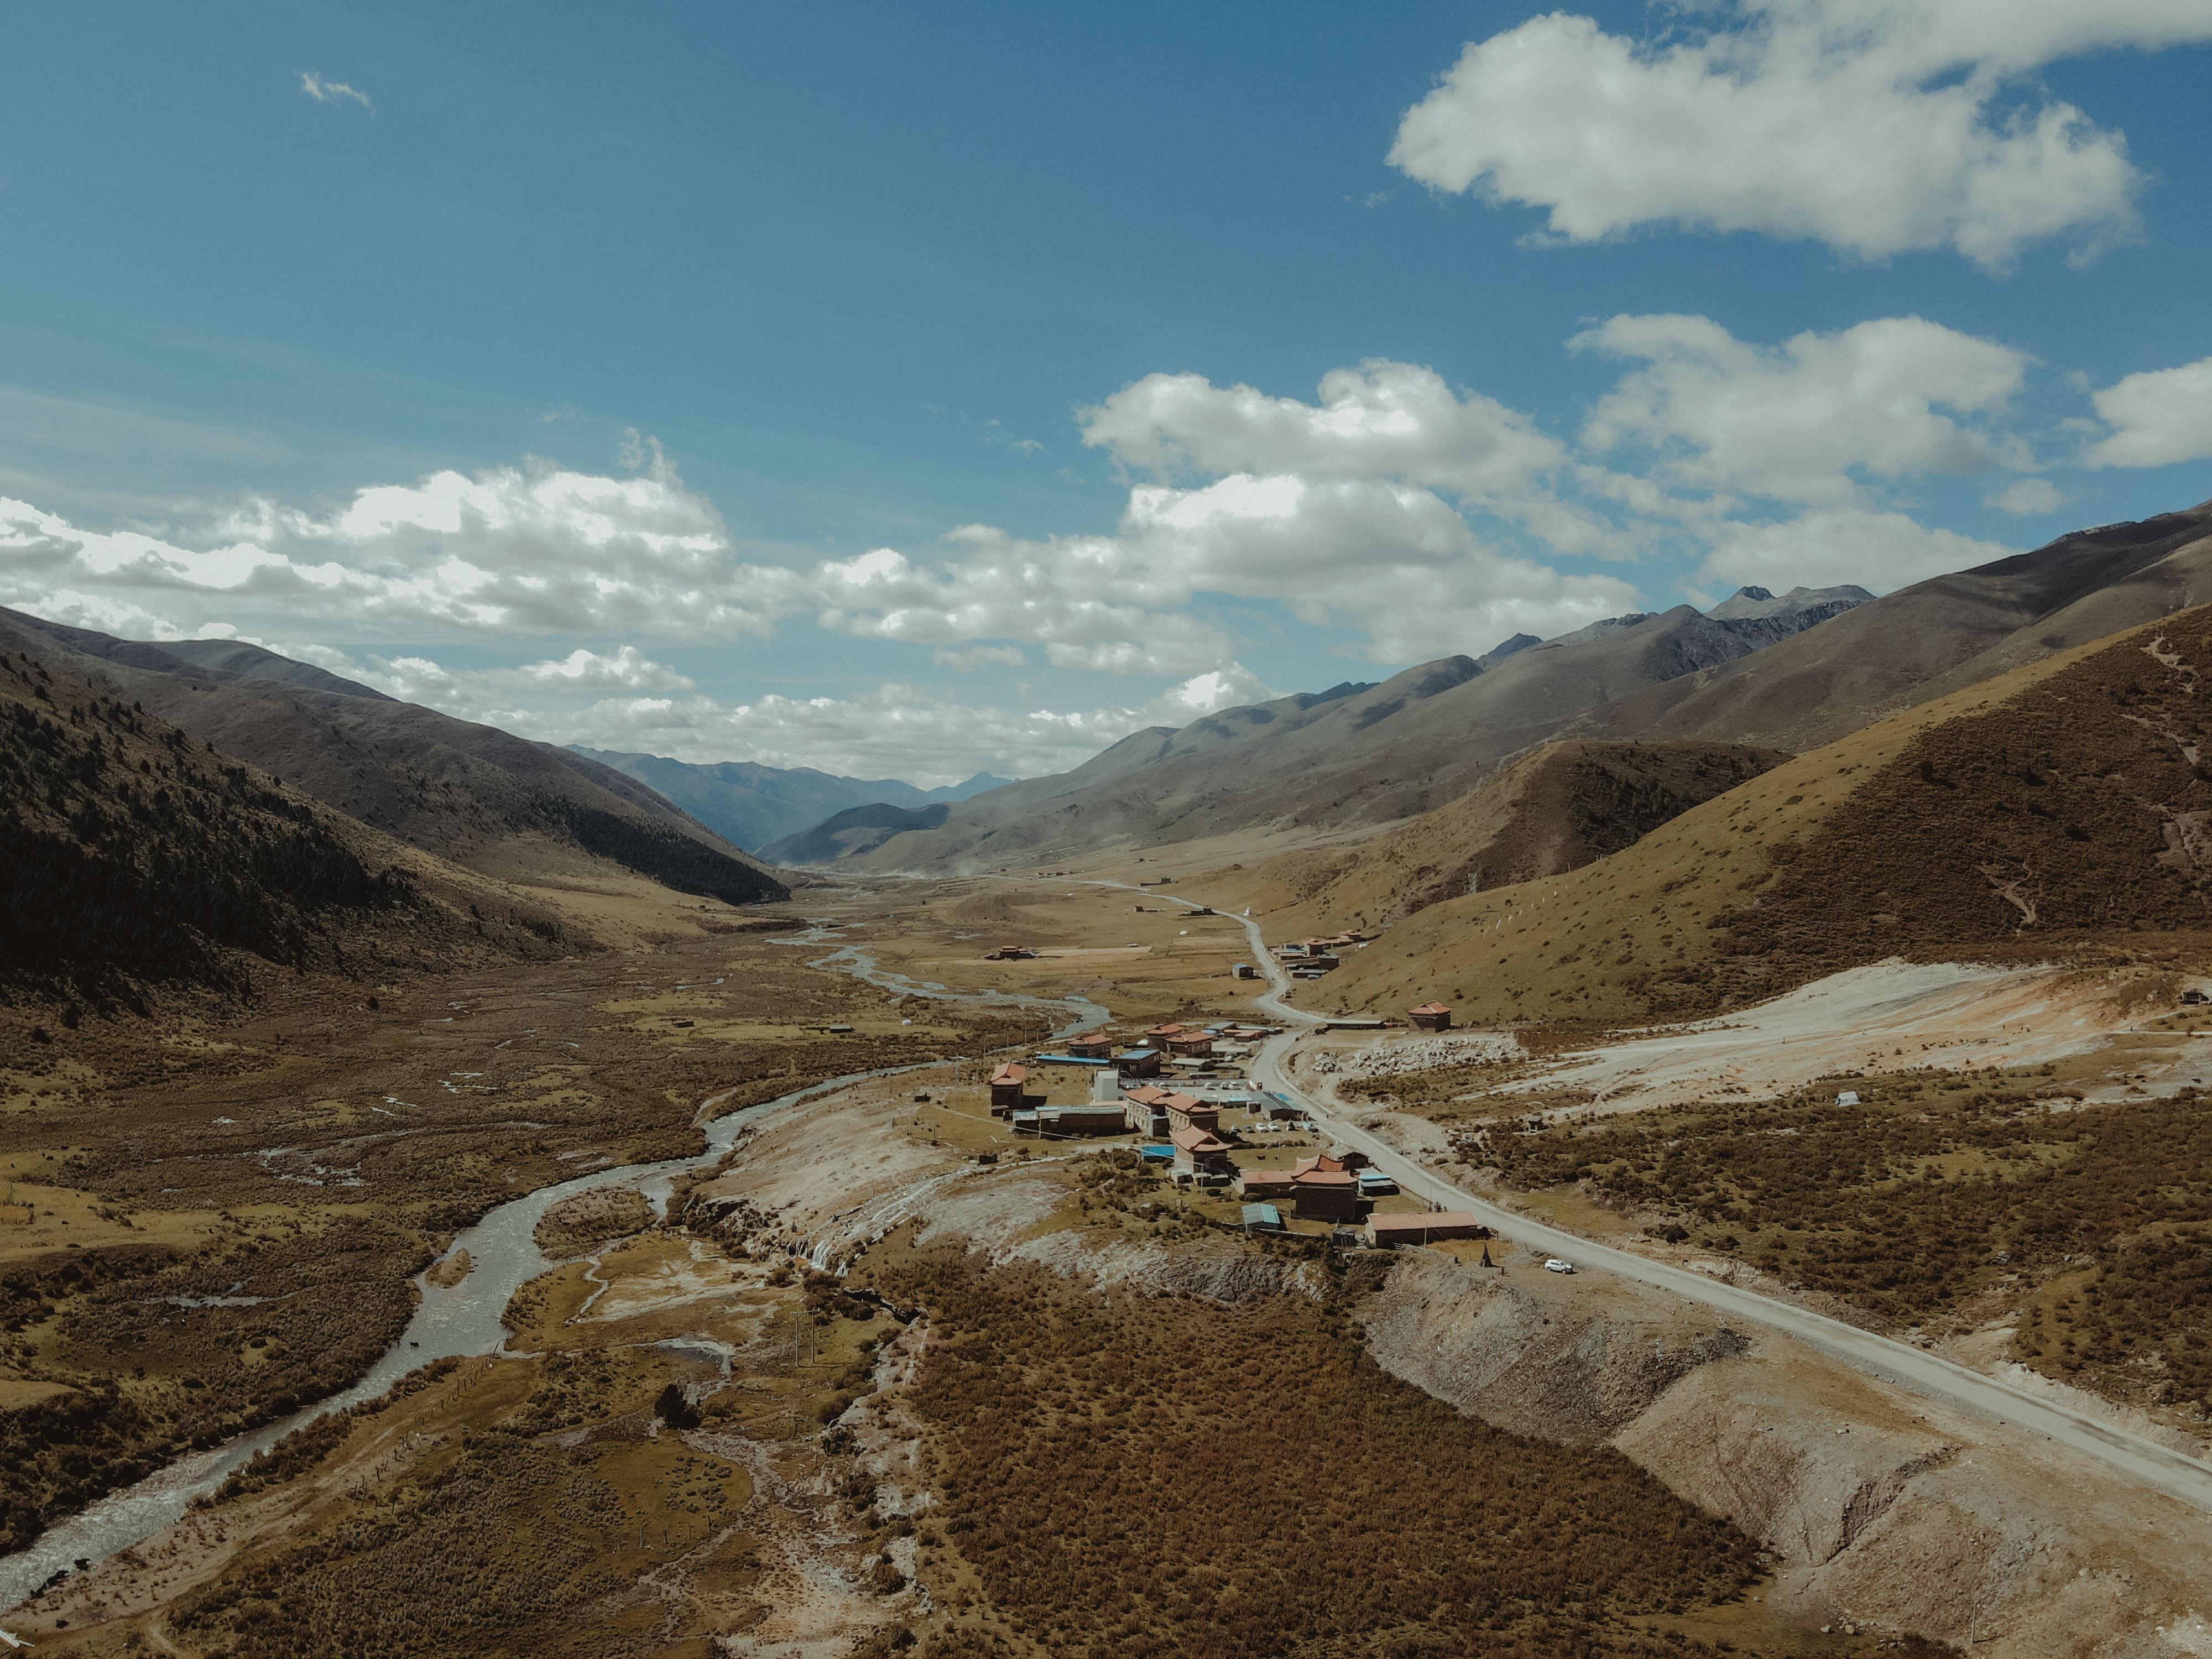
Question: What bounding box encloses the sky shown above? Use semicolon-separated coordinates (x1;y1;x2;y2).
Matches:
4;1;2212;787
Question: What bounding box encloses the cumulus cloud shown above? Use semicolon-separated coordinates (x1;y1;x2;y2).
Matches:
299;71;372;109
932;644;1027;671
1079;360;1617;553
1697;508;2016;593
0;313;2103;745
1389;1;2212;267
322;655;1283;787
2080;356;2212;468
1575;314;2031;505
1985;477;2071;515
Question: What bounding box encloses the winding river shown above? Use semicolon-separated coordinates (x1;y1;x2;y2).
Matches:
0;925;1108;1611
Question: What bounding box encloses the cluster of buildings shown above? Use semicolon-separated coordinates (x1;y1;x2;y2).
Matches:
1274;931;1369;980
980;1043;1489;1253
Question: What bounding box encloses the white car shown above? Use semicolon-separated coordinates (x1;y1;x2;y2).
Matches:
1543;1258;1576;1274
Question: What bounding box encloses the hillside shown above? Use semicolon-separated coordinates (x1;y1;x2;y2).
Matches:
572;748;1009;852
0;609;788;908
0;644;580;1010
1211;739;1789;937
818;587;1864;872
757;799;952;865
1321;602;2212;1024
1579;500;2212;754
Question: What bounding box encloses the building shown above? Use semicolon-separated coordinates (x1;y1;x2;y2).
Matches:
1408;1001;1453;1032
1160;1093;1220;1135
1170;1125;1236;1181
1240;1203;1285;1234
1031;1103;1128;1138
1232;963;1258;980
1113;1047;1164;1080
1237;1166;1298;1200
1291;1168;1359;1222
984;945;1038;961
1066;1032;1113;1059
988;1062;1028;1115
1355;1169;1397;1198
1166;1031;1215;1058
1285;1154;1358;1221
1364;1211;1486;1247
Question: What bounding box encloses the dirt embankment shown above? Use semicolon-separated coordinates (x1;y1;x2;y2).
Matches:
533;1188;654;1258
1354;1249;2212;1657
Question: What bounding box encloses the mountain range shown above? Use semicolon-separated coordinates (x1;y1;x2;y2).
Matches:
786;506;2212;874
570;749;1011;853
0;607;788;910
785;582;1876;872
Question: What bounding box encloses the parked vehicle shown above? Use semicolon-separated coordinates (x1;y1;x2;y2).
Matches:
1543;1258;1575;1274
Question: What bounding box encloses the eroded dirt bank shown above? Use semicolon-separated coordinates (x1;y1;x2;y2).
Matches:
1354;1248;2212;1657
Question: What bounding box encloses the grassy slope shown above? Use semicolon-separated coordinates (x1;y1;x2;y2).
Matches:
1202;739;1789;940
0;644;582;1011
1323;605;2212;1024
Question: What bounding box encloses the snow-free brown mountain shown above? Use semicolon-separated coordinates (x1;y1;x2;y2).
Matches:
813;503;2212;875
0;608;787;907
1572;499;2212;753
813;585;1871;872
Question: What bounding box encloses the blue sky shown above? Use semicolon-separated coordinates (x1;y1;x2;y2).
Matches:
6;1;2212;784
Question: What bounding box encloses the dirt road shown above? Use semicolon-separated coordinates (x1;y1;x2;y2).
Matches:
1109;879;2212;1515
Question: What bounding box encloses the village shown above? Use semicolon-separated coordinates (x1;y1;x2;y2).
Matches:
941;1003;1490;1252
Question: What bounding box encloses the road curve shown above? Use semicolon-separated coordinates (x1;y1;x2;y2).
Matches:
1079;876;2212;1514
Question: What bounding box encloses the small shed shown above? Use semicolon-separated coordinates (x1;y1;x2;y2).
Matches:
1355;1169;1397;1197
989;1062;1029;1114
1240;1203;1285;1234
1137;1143;1175;1166
1408;1001;1453;1032
1232;963;1258;980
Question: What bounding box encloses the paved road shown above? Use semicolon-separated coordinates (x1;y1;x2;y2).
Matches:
1082;877;2212;1514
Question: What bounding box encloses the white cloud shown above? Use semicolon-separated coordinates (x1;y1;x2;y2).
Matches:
1985;477;2071;515
2080;356;2212;468
0;315;2106;737
385;664;1280;789
1080;360;1623;557
1575;313;2031;505
1389;2;2212;267
299;71;372;110
1697;508;2016;593
932;644;1027;671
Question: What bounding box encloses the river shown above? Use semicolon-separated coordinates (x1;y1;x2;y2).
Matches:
0;925;1108;1611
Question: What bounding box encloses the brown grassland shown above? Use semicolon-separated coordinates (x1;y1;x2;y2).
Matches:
1317;605;2212;1025
1465;1068;2212;1412
856;1224;1959;1659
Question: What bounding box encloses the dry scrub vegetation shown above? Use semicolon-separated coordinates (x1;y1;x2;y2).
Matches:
1478;1072;2212;1411
866;1239;1791;1659
0;923;1044;1557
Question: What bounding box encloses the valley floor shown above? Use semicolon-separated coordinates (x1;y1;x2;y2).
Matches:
4;868;2210;1658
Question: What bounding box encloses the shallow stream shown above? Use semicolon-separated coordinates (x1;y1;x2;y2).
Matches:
0;926;1105;1610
